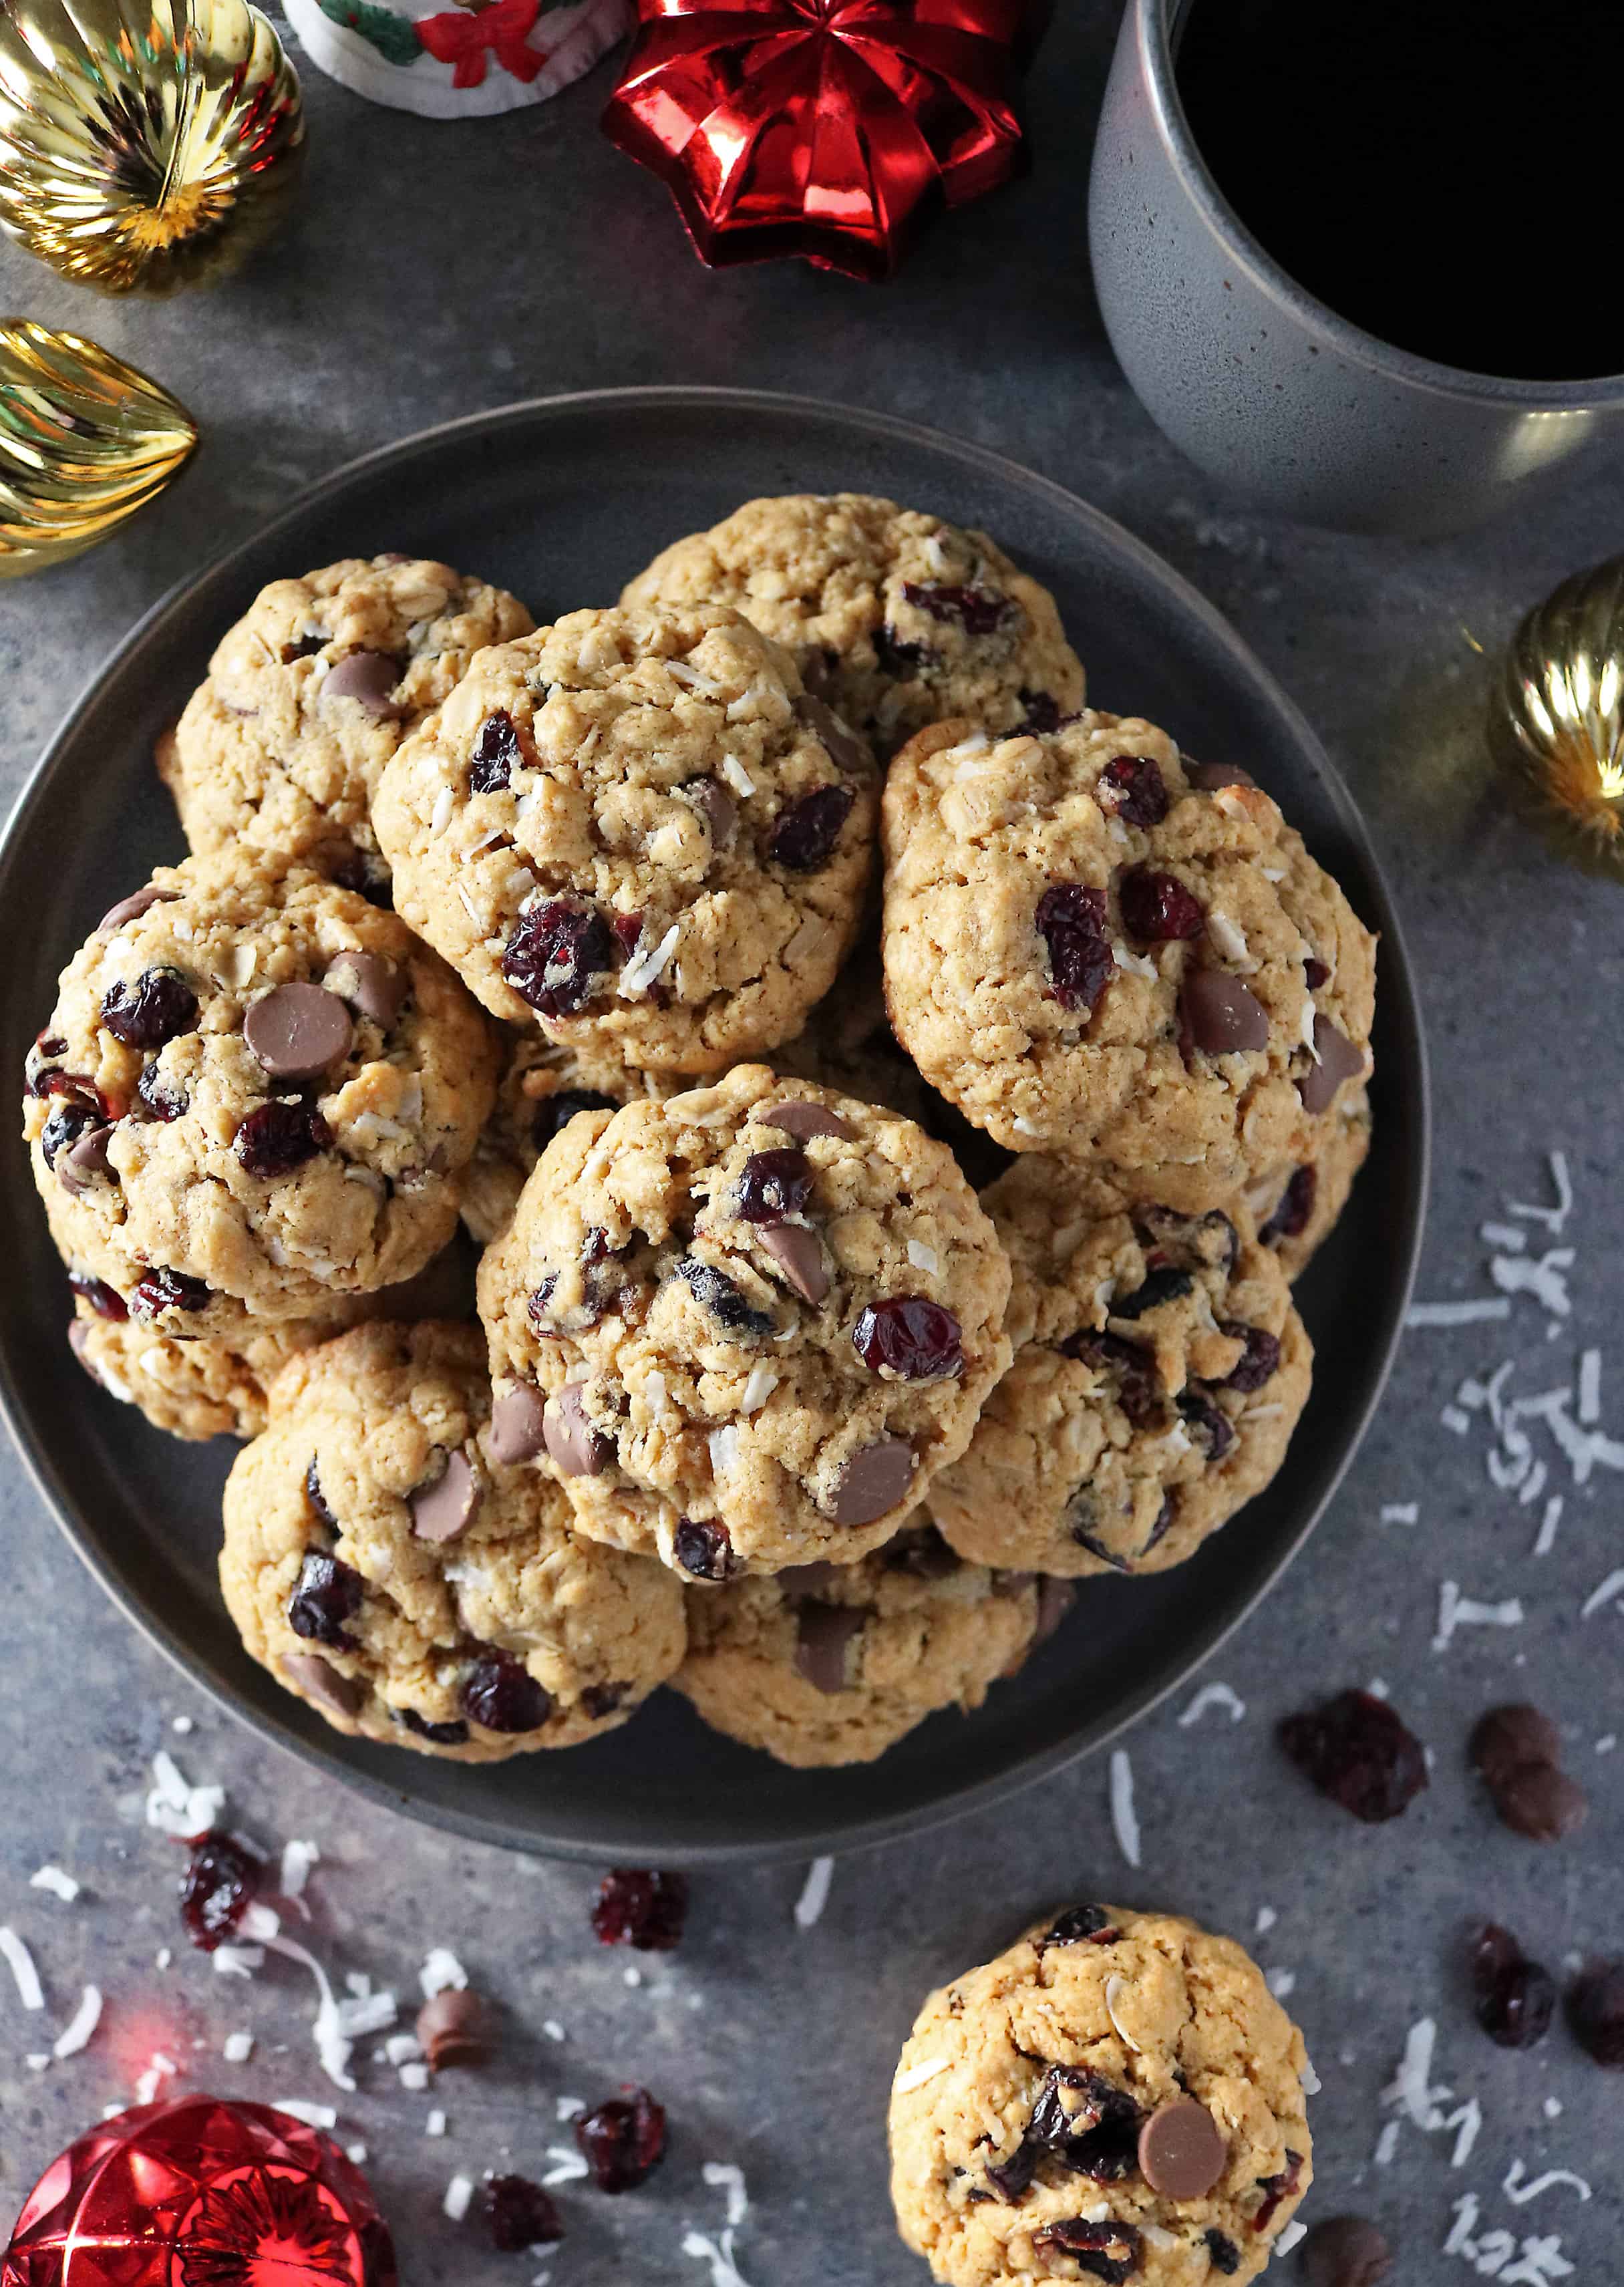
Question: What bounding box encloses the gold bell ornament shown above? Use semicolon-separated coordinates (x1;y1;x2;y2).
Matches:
0;321;196;574
1493;555;1624;883
0;0;305;293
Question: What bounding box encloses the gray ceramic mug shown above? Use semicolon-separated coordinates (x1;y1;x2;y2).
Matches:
1088;0;1624;535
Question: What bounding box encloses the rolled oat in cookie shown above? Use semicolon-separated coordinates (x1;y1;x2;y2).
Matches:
475;1061;1012;1578
880;712;1377;1209
929;1158;1311;1577
158;554;534;888
621;492;1085;757
219;1320;686;1761
373;603;878;1074
25;848;499;1319
888;1903;1313;2287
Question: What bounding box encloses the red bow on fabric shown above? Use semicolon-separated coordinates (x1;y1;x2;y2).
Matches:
417;0;546;86
601;0;1034;280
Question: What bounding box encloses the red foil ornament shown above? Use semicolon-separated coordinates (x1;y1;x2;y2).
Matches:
3;2093;397;2286
601;0;1031;279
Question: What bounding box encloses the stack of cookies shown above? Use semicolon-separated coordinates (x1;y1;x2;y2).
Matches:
24;497;1375;1771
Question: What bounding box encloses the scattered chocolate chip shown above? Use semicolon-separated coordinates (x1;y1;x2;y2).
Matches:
1301;2216;1393;2287
242;983;354;1081
1138;2097;1227;2199
1218;1322;1281;1391
1299;1015;1365;1113
852;1296;963;1380
1118;865;1204;942
768;783;855;871
488;1382;550;1465
321;649;407;717
1176;1388;1237;1461
468;710;522;794
129;1267;210;1320
1180;969;1269;1056
1472;1924;1556;2049
322;951;406;1030
1565;1959;1624;2065
1260;1164;1316;1245
1110;1265;1193;1320
543;1384;612;1478
1278;1688;1428;1821
410;1449;480;1542
778;1560;846;1595
1041;1905;1119;1948
100;967;198;1050
1034;1577;1078;1641
179;1831;263;1952
1470;1702;1563;1786
1036;883;1115;1014
462;1651;551;1733
764;1099;854;1142
683;775;737;848
288;1550;363;1650
795;693;868;774
281;631;327;662
279;1652;363;1720
484;2173;560;2252
1303;956;1330;990
673;1517;736;1581
757;1221;828;1305
234;1100;331;1178
1030;2218;1141;2280
794;1602;865;1692
1097;754;1168;826
884;1527;959;1580
502;899;616;1016
395;1705;469;1746
575;2087;667;2192
1204;2230;1241;2275
98;885;177;934
67;1318;100;1381
901;580;1015;635
416;1986;495;2069
592;1869;689;1951
1186;760;1257;790
828;1438;917;1525
1140;1492;1178;1555
53;1119;114;1194
1073;1527;1131;1572
532;1088;619;1154
1492;1759;1589;1844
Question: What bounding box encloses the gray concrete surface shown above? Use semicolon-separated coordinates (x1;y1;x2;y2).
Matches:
1;5;1620;2278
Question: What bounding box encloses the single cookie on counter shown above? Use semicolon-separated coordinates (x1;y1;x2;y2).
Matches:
673;1519;1066;1767
889;1903;1314;2287
462;1032;678;1247
622;493;1084;756
880;714;1377;1210
476;1062;1013;1580
1245;1086;1373;1282
158;554;534;889
373;603;877;1074
220;1320;687;1759
25;850;500;1321
930;1161;1311;1577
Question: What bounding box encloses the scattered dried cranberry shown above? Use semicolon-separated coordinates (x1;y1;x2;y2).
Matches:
1110;1265;1193;1319
532;1088;618;1153
40;1098;102;1169
1035;884;1115;1014
305;1460;339;1534
1303;957;1330;991
462;1652;551;1734
1278;1690;1428;1822
591;1869;689;1951
29;1067;116;1116
874;625;930;675
1118;865;1204;942
768;784;854;871
397;1708;470;1745
129;1267;210;1320
69;1270;127;1321
234;1100;331;1178
281;631;327;662
900;581;1015;636
179;1831;263;1952
1565;1959;1624;2066
1471;1924;1555;2049
1176;1388;1237;1461
1030;2218;1142;2282
736;1147;813;1223
1253;2149;1305;2233
1040;1904;1120;1948
1060;1330;1160;1425
1025;2066;1141;2179
853;1296;963;1380
673;1518;736;1581
676;1256;774;1336
1260;1165;1316;1245
575;2087;667;2193
134;1060;186;1120
485;2174;562;2252
502;899;615;1016
468;709;522;794
100;968;198;1050
1219;1322;1281;1390
1205;2232;1242;2276
1098;755;1168;826
287;1551;363;1650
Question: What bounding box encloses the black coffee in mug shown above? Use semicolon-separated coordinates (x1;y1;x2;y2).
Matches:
1174;0;1624;381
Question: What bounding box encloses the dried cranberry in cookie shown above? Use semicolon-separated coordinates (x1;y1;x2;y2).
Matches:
25;849;498;1318
621;493;1085;756
158;554;533;885
218;1321;685;1761
888;1903;1313;2287
373;604;878;1076
476;1063;1011;1577
929;1159;1311;1578
880;711;1377;1212
1243;1084;1373;1281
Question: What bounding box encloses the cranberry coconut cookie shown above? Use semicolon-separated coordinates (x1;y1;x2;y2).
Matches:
930;1161;1311;1578
373;604;877;1075
673;1522;1060;1767
622;493;1085;757
889;1905;1313;2287
220;1322;686;1760
880;716;1377;1211
476;1063;1013;1579
1245;1086;1372;1282
462;1032;677;1247
25;851;499;1322
158;555;533;890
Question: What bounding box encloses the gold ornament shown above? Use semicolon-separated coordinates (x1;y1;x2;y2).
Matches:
0;321;196;575
0;0;305;295
1494;556;1624;882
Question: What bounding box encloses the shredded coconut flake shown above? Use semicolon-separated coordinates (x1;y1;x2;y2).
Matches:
264;1934;356;2091
1206;911;1249;962
30;1866;79;1902
429;785;456;836
52;1985;101;2059
145;1750;225;1840
426;2107;447;2136
1504;2161;1592;2205
1178;1681;1246;1726
540;2146;589;2187
1409;1299;1513;1328
1275;2220;1307;2256
1433;1579;1524;1652
1109;1749;1141;1867
681;2228;754;2287
224;2031;254;2063
740;1365;778;1414
1381;1502;1419;1525
893;2056;949;2095
1266;1968;1297;2000
795;1856;833;1929
708;1424;742;1476
0;1926;45;2010
442;2172;473;2222
1103;1974;1140;2051
399;2061;430;2091
718;754;756;798
703;2162;748;2229
619;923;681;999
907;1239;941;1276
1581;1567;1624;1619
420;1947;468;1999
275;2099;337;2130
280;1839;318;1899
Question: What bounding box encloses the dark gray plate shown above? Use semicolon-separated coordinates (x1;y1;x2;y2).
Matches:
0;389;1427;1865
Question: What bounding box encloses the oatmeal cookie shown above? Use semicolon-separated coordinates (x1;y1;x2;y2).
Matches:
930;1161;1311;1577
889;1903;1313;2287
25;851;499;1320
462;1032;677;1247
159;555;532;886
476;1062;1012;1579
881;716;1377;1209
622;494;1084;756
219;1320;686;1759
1244;1086;1372;1281
373;604;877;1074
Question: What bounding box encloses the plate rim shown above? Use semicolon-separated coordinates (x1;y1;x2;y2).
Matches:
0;384;1430;1865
